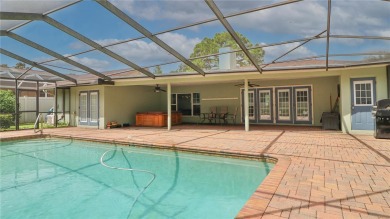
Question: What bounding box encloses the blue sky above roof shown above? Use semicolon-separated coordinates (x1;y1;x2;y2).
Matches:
0;0;389;75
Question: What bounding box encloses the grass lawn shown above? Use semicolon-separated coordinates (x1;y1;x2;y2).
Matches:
1;122;69;132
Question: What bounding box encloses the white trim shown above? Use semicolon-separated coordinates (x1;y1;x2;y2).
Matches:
79;92;87;123
258;89;272;120
202;97;238;101
353;80;374;106
294;88;310;121
248;90;255;120
240;84;313;124
171;92;200;116
89;91;98;123
277;89;291;121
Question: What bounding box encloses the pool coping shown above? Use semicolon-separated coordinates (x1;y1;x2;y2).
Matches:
0;133;291;219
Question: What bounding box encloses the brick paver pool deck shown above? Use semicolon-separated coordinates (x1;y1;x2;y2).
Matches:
1;125;389;219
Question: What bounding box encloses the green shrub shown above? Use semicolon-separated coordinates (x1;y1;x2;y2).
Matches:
0;114;13;129
0;90;16;114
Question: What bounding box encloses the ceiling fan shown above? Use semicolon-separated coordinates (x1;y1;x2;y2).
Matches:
234;81;260;87
154;84;166;93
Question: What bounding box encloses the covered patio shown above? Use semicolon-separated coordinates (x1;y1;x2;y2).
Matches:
1;125;389;218
1;0;389;134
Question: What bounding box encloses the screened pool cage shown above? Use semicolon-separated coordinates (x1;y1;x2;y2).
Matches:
0;68;70;131
0;0;389;131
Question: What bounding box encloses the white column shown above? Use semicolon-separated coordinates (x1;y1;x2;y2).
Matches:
244;78;249;131
167;82;172;131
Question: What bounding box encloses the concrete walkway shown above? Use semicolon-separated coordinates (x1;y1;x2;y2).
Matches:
1;125;389;219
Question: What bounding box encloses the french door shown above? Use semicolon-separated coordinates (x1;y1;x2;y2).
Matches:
275;87;293;123
293;86;312;124
351;78;375;130
79;91;99;126
241;85;312;124
258;88;273;123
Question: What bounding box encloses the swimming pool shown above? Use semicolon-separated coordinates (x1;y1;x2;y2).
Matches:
1;138;273;218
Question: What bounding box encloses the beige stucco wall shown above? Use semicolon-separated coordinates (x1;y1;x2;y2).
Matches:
339;65;388;134
69;64;388;133
104;86;162;126
70;85;105;129
160;76;339;126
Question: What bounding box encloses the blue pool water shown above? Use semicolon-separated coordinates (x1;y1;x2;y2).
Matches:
1;138;273;219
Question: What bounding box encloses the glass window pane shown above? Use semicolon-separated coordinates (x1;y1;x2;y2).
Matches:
90;92;98;122
171;94;176;104
193;93;200;104
193;105;200;116
355;84;360;91
177;94;191;115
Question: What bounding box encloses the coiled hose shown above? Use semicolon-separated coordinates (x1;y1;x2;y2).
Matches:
100;149;156;218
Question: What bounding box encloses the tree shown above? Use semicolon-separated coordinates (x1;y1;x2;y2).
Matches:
153;65;163;75
15;62;26;69
177;32;264;72
0;90;16;129
0;64;8;68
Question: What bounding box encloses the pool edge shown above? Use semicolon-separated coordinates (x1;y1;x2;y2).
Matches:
0;134;290;218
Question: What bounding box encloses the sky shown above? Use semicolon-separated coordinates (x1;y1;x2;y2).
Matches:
0;0;389;76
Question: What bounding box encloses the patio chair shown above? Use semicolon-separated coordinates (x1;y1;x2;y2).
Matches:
207;106;218;123
218;106;229;124
226;106;239;125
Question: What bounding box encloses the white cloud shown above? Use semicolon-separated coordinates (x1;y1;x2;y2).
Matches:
263;42;317;62
68;41;90;50
0;0;76;14
113;0;389;45
96;32;201;66
158;32;201;57
330;1;390;36
67;56;110;72
111;0;214;23
231;1;327;36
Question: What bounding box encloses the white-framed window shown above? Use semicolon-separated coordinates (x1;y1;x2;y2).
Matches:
248;91;255;120
171;93;200;116
353;80;374;106
192;93;200;116
259;90;271;120
295;88;309;121
171;94;177;112
278;89;290;120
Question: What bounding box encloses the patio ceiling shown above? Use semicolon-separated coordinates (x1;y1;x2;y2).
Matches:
0;0;389;84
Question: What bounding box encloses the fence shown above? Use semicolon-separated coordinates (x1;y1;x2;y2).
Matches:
19;97;54;123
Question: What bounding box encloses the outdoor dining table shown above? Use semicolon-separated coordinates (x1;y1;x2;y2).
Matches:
198;112;228;124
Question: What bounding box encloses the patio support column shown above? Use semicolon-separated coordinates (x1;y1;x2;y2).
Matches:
244;79;249;131
54;84;58;128
167;82;172;131
15;79;19;130
36;81;39;122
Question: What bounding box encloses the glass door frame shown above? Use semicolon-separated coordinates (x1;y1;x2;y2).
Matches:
293;86;313;124
275;87;293;124
258;88;273;123
79;90;99;126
